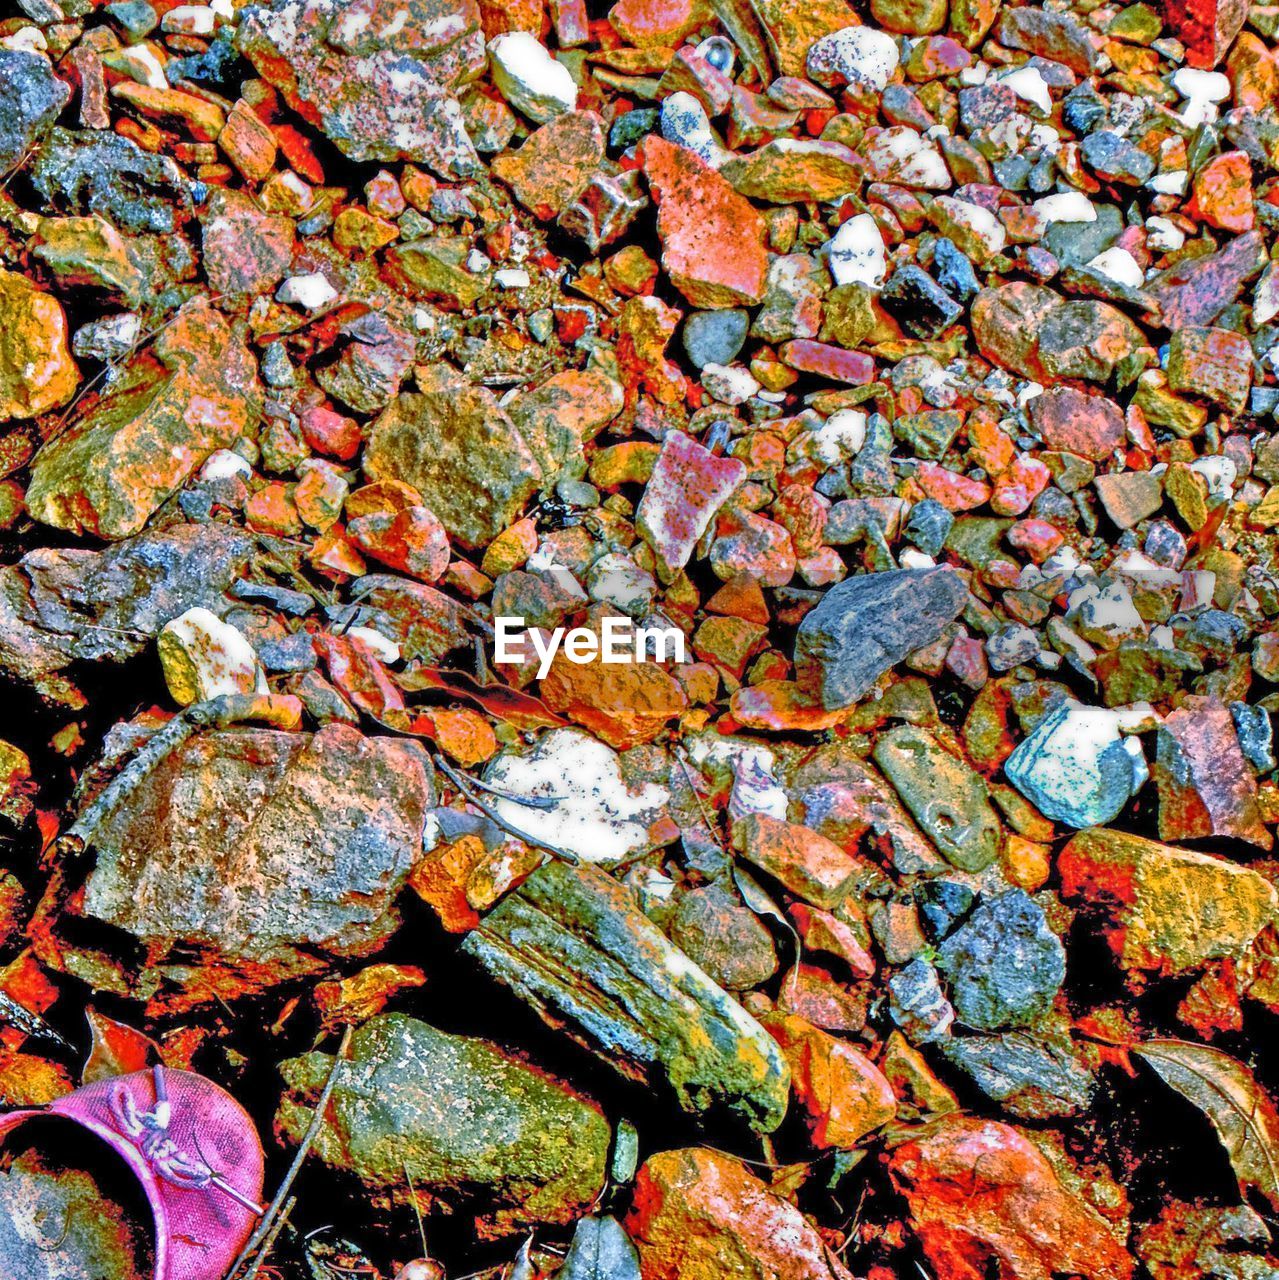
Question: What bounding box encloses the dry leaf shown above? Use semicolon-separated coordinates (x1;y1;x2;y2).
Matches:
1135;1038;1279;1212
398;665;567;730
82;1008;159;1085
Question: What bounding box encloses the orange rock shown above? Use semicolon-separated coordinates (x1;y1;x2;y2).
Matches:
626;1147;856;1280
219;98;278;180
0;269;79;423
409;833;486;932
432;707;499;766
540;645;688;748
1228;31;1279;108
492;111;606;219
1189;151;1254;232
609;0;712;46
732;812;861;908
729;679;852;731
888;1115;1135;1280
763;1012;895;1147
642;136;770;309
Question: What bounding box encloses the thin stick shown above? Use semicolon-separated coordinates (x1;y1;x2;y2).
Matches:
240;1196;295;1280
223;1026;354;1280
432;753;580;865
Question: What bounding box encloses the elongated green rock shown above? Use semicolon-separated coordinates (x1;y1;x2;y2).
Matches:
462;861;791;1132
276;1014;609;1239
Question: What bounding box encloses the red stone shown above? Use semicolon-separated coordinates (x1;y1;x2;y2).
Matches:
779;340;876;384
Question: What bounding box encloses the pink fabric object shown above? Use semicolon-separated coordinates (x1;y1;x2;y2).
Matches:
0;1065;265;1280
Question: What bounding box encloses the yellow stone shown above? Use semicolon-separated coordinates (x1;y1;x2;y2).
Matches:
0;269;79;422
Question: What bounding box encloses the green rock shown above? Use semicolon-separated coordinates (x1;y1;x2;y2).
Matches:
383;236;489;308
872;0;948;34
873;724;1001;871
365;364;543;549
894;410;962;461
1106;2;1161;41
944;516;1014;568
276;1014;610;1238
820;283;877;349
462;861;791;1133
1095;644;1202;706
32;214;145;305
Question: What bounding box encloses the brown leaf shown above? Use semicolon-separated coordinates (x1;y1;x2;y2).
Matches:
82;1008;159;1085
1135;1037;1279;1211
398;664;567;730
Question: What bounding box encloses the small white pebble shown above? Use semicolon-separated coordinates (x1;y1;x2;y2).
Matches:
1148;170;1188;195
347;626;401;664
1000;65;1052;114
1032;191;1097;224
1145;216;1185;252
276;272;337;310
488;32;578;123
1086;246;1144;288
494;268;530;288
161;5;216;34
201;450;252;482
826;213;887;288
466;249;492;273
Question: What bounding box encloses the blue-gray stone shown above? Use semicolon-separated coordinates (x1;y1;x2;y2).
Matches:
1232;701;1275;773
904;498;954;556
940;1029;1095;1118
933;238;980;302
1004;698;1147;827
936;889;1065;1031
888;958;953;1043
682;309;750;370
0;49;70;175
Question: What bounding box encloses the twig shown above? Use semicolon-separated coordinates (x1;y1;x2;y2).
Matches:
432;753;580;865
240;1196;295;1280
223;1026;354;1280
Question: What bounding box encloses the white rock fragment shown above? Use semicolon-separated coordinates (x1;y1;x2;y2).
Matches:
157;607;264;706
485;728;670;865
161;4;216;34
111;45;168;89
1255;263;1279;326
660;92;729;168
494;268;530;288
1172;67;1230;126
807;26;900;93
585;551;657;616
702;362;760;405
899;549;937;568
1067;578;1147;646
488;32;578;124
1146;216;1185;252
1148;170;1188;195
792;408;868;466
1190;455;1237;502
686;735;788;823
348;626;401;663
1032;191;1096;224
1000;65;1052;113
1086;246;1144;288
864;127;950;189
826;213;887;288
200;449;252;482
276;272;338;310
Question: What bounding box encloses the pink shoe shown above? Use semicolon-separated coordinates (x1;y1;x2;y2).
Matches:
0;1064;265;1280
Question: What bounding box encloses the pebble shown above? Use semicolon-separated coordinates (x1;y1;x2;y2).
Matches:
157;606;263;705
806;26;901;92
488;33;578;124
826;213;888;288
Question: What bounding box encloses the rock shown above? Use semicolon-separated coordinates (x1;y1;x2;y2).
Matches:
971;283;1060;381
488;32;577;123
1167;0;1248;66
888;1116;1135;1280
873;0;947;34
560;1218;642;1280
806;26;901;92
540;645;688;748
1146;229;1268;331
237;0;487;176
683;309;751;369
463;861;789;1130
352;576;472;664
0;523;254;700
795;568;969;709
889;957;955;1042
879;265;963;340
31;128;191;234
1060;828;1277;974
1027;386;1125;462
1094;471;1163;530
873;725;1001;872
1004;700;1148;828
1166;326;1253;415
491;111;605;218
610;0;711;47
626;1147;855;1280
720;139;861;203
365;365;542;549
997;6;1101;73
1036;300;1144;383
668;883;779;991
0;269;79;423
79;724;433;1004
1080;131;1156;185
0;49;70;175
636;430;747;579
642;136;769;308
935;890;1065;1030
277;1013;609;1236
201;187;296;300
732;812;863;908
506;369;624;484
940;1029;1095;1119
1153;695;1271;849
763;1013;896;1146
749;0;858;77
827;212;888;288
484;728;670;866
157;607;263;706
